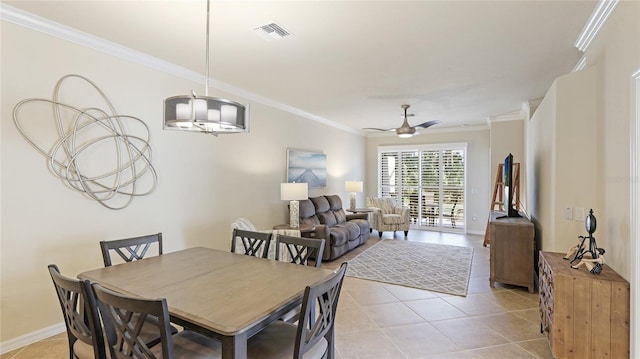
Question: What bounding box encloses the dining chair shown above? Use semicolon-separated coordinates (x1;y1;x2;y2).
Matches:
246;262;348;359
275;235;326;268
231;217;280;259
91;283;222;359
100;232;163;267
231;228;273;258
48;264;107;359
50;264;174;358
275;235;326;324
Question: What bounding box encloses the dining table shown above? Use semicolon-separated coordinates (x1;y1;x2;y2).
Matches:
79;246;336;359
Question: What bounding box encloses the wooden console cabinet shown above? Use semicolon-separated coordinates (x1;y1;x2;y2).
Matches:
539;251;629;359
489;211;535;292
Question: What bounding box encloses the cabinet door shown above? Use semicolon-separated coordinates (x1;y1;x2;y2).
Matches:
491;224;533;284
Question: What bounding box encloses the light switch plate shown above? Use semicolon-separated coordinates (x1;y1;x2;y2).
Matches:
575;207;585;221
565;207;573;220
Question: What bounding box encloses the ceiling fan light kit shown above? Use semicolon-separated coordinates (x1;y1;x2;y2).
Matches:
364;104;439;138
396;127;416;138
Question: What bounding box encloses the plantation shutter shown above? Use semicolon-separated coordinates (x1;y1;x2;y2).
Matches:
378;144;466;231
421;151;440;221
401;151;419;210
442;150;465;224
380;152;399;200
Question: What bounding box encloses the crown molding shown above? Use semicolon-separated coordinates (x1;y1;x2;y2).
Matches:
489;110;526;124
0;4;361;136
574;0;619;52
522;98;543;119
572;56;588;72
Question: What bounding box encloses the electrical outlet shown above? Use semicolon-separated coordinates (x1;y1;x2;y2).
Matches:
575;207;585;221
565;207;573;220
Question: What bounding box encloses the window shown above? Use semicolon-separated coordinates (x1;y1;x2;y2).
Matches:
379;144;466;231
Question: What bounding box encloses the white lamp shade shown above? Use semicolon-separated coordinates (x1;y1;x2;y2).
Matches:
281;183;308;201
345;181;363;193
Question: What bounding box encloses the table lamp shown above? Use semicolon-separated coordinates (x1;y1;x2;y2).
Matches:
280;183;308;229
345;180;363;210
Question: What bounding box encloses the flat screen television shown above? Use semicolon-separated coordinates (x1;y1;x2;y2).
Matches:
501;153;520;218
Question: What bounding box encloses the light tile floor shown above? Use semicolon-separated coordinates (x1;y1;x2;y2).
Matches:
1;230;552;359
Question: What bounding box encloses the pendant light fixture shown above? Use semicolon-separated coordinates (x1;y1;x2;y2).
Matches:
163;0;248;135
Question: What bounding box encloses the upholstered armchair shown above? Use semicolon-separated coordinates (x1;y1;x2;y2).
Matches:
366;197;410;238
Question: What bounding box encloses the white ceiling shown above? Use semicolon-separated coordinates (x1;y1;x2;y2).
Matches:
4;0;597;134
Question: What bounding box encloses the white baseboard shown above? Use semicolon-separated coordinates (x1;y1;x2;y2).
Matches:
467;229;485;236
0;322;66;354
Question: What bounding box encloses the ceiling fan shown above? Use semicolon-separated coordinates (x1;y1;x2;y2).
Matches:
364;104;440;138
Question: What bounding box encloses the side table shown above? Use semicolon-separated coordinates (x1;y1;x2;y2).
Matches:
273;223;315;234
345;208;373;214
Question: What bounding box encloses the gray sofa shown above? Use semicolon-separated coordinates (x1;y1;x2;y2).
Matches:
298;195;370;261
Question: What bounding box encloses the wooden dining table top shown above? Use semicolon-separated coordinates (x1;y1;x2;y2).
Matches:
79;246;335;337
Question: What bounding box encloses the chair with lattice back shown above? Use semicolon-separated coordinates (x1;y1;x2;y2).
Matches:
276;235;325;268
91;283;221;358
231;228;273;258
100;233;163;267
48;264;107;359
275;235;326;324
246;262;348;359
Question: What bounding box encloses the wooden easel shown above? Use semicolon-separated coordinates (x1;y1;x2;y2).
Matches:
483;162;520;246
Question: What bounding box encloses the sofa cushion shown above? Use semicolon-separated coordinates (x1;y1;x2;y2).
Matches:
317;211;338;227
326;195;343;211
334;208;347;224
301;216;320;226
299;199;317;219
383;213;404;225
334;222;360;241
329;226;350;247
299;199;321;225
349;218;369;236
310;196;330;213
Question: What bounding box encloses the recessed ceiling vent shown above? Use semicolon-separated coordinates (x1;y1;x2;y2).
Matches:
253;21;292;41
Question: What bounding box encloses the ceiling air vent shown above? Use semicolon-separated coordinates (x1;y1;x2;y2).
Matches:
253;21;292;41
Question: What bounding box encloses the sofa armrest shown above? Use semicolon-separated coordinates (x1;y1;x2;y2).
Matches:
346;213;368;221
394;206;410;223
303;224;328;241
369;207;383;228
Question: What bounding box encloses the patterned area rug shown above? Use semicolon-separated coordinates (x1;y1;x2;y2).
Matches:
346;240;473;297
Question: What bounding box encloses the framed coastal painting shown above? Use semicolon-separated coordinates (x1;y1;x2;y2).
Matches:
286;148;327;188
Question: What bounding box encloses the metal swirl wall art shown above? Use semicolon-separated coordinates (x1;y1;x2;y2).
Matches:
13;74;158;210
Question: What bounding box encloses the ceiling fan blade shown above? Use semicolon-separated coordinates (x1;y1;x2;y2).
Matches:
413;120;440;129
363;127;394;131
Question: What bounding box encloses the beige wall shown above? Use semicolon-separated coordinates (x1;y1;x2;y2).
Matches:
583;0;639;280
0;21;365;345
489;119;527;213
528;67;598;253
527;0;639;280
527;83;557;250
365;128;490;234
